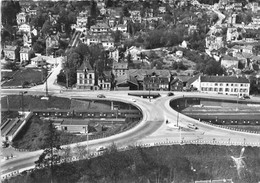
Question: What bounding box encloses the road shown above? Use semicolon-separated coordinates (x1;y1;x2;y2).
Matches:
1;91;260;178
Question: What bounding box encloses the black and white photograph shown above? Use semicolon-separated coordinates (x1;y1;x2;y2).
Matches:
1;0;260;182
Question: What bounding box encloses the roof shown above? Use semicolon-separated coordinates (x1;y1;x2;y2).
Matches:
116;72;138;86
187;73;202;85
4;45;17;51
20;46;31;53
200;76;250;83
143;76;169;84
78;60;93;71
91;23;110;29
113;62;128;69
222;55;238;61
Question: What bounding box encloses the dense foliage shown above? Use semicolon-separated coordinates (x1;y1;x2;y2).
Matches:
4;144;260;183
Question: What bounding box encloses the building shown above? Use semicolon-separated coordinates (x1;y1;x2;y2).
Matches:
18;23;31;33
46;33;60;53
192;75;250;96
98;71;111;90
16;12;27;25
143;75;169;91
108;47;119;62
23;32;32;47
112;62;128;77
221;55;239;69
90;23;110;35
20;47;32;63
83;34;114;49
115;73;139;90
129;10;141;23
76;10;89;32
170;78;183;91
112;24;127;33
77;61;95;90
3;45;18;61
30;55;47;67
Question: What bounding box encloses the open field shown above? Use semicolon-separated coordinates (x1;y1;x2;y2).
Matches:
1;68;44;87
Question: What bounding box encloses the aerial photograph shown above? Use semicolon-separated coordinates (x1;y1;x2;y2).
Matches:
1;0;260;182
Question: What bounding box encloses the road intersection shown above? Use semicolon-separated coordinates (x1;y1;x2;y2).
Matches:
1;90;260;179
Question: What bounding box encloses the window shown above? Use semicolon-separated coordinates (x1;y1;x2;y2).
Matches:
225;88;229;92
64;127;67;131
231;83;233;86
79;80;82;84
214;88;218;91
219;88;223;92
89;80;92;84
89;74;92;79
234;88;238;92
215;83;218;86
220;83;223;86
226;83;229;86
241;84;243;87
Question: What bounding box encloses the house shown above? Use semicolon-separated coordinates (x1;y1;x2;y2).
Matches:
226;28;239;42
251;2;259;13
98;71;111;90
90;23;110;35
108;47;119;62
23;32;32;47
115;72;139;90
221;55;239;69
125;46;142;61
46;33;60;52
170;78;183;91
20;47;32;63
158;6;166;14
191;75;250;96
143;75;169;91
18;23;31;33
176;50;183;57
100;7;106;15
112;24;127;33
112;62;128;77
77;61;95;90
16;12;27;25
3;45;18;61
107;17;116;27
76;10;89;32
83;34;114;49
129;10;141;23
31;55;47;67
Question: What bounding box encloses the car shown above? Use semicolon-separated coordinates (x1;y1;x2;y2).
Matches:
187;123;198;130
167;92;174;96
96;146;107;152
97;94;106;98
131;98;136;102
244;95;250;99
239;96;245;100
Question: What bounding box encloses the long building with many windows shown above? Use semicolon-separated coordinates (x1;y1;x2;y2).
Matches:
192;76;250;96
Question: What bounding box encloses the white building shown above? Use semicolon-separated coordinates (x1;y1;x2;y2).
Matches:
18;23;31;33
77;61;95;90
20;47;31;63
191;75;250;96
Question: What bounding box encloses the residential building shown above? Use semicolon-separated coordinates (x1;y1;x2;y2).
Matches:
115;73;139;90
226;27;239;42
143;75;169;91
16;12;27;25
206;36;224;51
90;23;110;35
158;6;166;14
112;24;127;33
108;47;119;62
251;2;259;13
191;75;250;96
46;33;60;52
83;34;114;49
18;23;31;33
170;78;184;91
23;32;32;47
221;55;239;69
3;45;18;61
31;55;47;67
76;10;89;32
77;61;95;90
112;62;128;77
20;47;31;63
98;71;111;90
129;10;141;23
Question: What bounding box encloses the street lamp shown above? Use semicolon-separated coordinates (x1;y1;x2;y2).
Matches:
19;91;28;114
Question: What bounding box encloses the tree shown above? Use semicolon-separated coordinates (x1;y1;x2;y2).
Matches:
41;20;52;36
90;0;98;18
35;120;62;183
1;1;21;26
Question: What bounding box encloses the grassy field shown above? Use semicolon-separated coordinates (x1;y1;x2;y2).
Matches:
1;95;71;110
1;68;44;87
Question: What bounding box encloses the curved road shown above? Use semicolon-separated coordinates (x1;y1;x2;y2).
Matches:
1;91;260;178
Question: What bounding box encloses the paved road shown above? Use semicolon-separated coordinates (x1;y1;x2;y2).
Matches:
1;91;260;177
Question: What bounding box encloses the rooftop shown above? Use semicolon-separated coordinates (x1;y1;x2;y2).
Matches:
200;76;250;83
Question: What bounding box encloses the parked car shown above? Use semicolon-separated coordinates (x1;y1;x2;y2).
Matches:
244;95;250;99
167;92;174;96
131;98;136;102
96;146;107;152
97;94;106;98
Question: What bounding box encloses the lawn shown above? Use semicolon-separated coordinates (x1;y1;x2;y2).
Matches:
1;95;71;110
1;68;44;87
